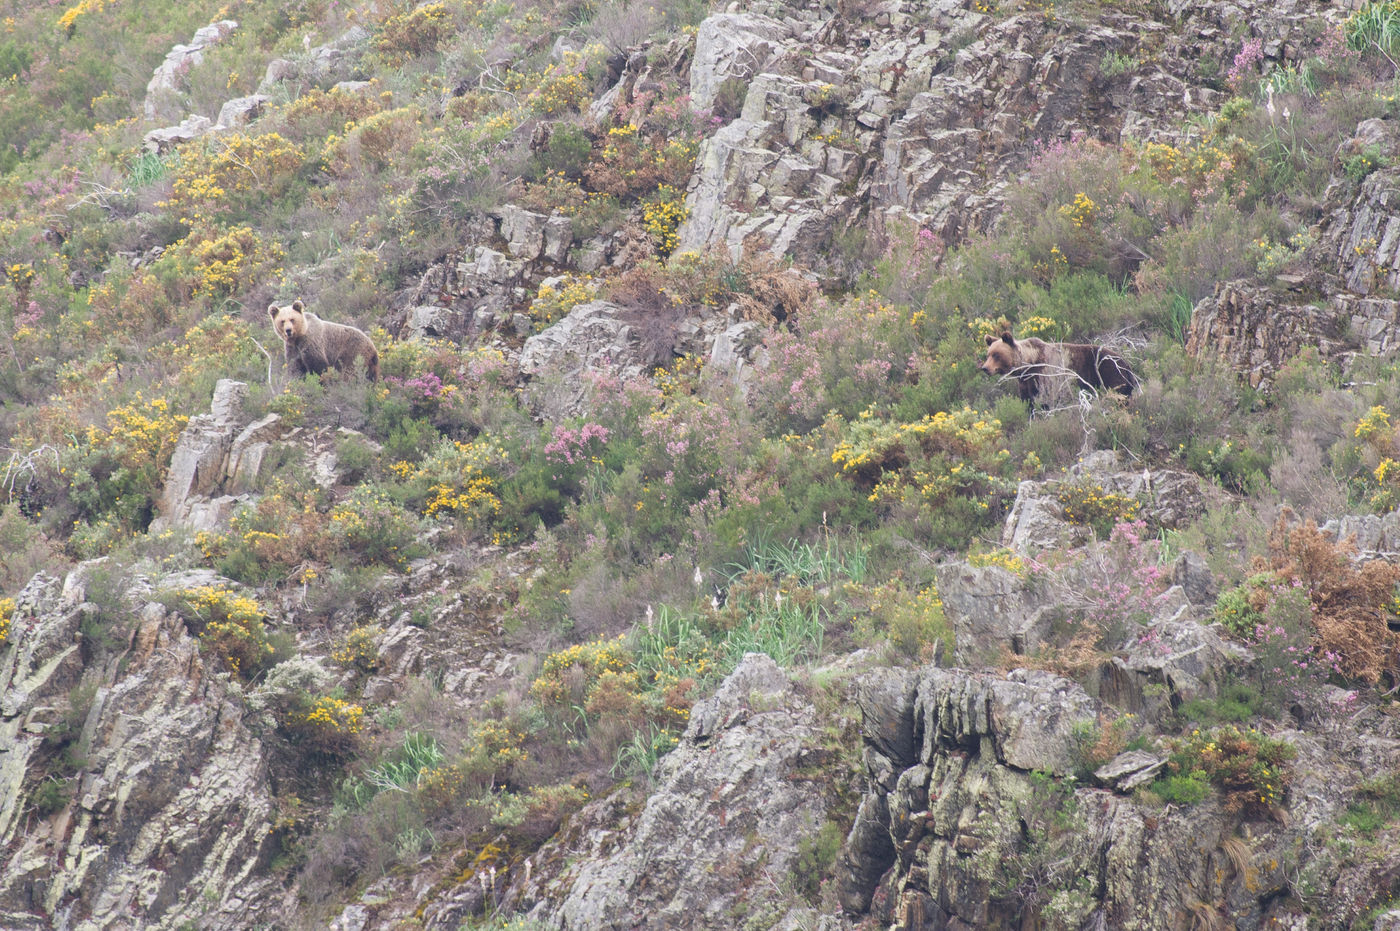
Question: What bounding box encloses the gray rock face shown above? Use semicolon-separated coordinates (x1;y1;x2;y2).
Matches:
1092;749;1166;791
0;567;281;930
496;205;575;264
143;21;238;122
840;658;1383;930
677;0;1315;282
532;654;835;929
519;300;673;416
1187;281;1342;392
935;561;1044;664
1321;511;1400;558
151;379;251;533
916;667;1100;776
689;13;792;113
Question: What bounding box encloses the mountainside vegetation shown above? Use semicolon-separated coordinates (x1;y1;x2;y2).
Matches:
5;0;1400;927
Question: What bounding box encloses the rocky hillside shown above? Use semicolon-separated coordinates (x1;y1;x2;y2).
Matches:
5;0;1400;928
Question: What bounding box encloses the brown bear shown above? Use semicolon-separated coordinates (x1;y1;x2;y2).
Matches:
268;301;380;381
978;331;1137;405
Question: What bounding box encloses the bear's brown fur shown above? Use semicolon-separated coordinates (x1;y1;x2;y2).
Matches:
268;301;379;381
979;331;1137;405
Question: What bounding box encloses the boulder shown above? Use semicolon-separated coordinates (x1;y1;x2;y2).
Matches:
215;93;269;128
143;115;215;154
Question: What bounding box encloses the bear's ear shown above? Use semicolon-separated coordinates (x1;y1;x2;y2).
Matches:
985;334;997;346
267;304;279;318
292;300;305;313
1000;330;1015;347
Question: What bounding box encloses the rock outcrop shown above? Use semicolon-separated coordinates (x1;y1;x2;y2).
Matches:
0;567;282;930
841;661;1400;930
496;653;857;930
143;21;238;122
152;379;378;534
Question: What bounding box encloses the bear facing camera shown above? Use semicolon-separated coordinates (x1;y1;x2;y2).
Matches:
268;300;380;381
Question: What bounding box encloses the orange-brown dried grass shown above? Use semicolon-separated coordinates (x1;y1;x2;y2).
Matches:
1266;516;1400;684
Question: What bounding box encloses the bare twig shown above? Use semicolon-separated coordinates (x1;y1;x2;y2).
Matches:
1;445;60;501
249;335;276;388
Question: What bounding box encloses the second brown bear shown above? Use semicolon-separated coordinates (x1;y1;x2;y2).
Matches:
979;331;1137;405
268;301;380;381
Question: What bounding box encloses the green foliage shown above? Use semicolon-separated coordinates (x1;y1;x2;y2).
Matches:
792;821;845;902
1157;725;1295;812
1345;1;1400;60
31;776;73;817
1340;772;1400;838
1176;682;1265;726
1211;573;1276;637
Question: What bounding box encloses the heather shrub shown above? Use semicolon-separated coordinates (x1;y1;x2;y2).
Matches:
750;293;911;434
1025;520;1169;674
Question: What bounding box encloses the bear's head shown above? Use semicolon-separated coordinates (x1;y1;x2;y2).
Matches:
979;331;1023;377
268;300;308;342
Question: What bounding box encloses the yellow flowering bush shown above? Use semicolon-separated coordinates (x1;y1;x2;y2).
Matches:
529;274;597;329
201;484;332;584
163;226;286;301
327;485;424;568
177;585;275;680
967;546;1028;576
585;122;700;198
530;634;632;705
831;406;1004;485
830;406;1011;546
373;1;453;62
0;596;13;645
1059;191;1097;230
163;133;306;224
289;695;365;757
642;186;688;258
1134;137;1252;201
331;625;382;673
1056;478;1140;538
56;0;115;35
884;584;951;661
65;395;188;533
405;439;505;527
1345;406;1400;513
528;50;592;115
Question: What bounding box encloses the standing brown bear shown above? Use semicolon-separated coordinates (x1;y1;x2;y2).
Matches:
978;331;1137;405
268;301;380;381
